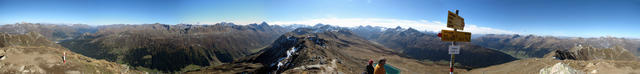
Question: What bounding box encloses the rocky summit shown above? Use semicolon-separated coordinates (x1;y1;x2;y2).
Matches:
549;45;637;61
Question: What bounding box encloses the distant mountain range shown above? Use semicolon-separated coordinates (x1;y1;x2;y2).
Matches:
351;26;517;69
0;23;96;42
347;25;640;59
57;22;292;72
472;34;640;58
1;22;638;73
190;27;454;74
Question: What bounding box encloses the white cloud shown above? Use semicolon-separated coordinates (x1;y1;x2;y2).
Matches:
270;18;517;34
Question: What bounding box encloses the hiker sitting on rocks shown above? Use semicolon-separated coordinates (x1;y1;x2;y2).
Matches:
374;58;386;74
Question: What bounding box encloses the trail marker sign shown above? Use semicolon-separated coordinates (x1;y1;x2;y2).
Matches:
448;45;460;54
440;30;471;42
447;11;465;30
442;10;470;74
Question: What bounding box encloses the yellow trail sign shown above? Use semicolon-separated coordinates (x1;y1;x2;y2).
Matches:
440;30;471;42
447;11;465;30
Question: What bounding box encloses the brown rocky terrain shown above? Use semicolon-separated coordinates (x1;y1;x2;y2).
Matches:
467;45;640;74
467;58;640;74
0;32;143;74
550;45;637;61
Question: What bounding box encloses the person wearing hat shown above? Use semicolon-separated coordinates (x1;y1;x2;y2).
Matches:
363;59;375;74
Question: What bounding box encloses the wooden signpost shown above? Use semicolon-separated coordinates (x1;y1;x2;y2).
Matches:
440;30;471;42
447;11;465;30
439;10;471;74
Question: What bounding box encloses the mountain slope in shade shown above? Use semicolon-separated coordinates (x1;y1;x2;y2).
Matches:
0;32;143;74
188;28;463;74
59;22;292;72
352;27;518;69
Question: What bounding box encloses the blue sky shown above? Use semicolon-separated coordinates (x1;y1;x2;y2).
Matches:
1;0;639;38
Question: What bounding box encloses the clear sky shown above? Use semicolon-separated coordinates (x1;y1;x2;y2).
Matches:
1;0;639;38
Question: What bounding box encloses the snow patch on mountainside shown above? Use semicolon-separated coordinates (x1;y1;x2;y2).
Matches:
272;47;299;71
539;62;583;74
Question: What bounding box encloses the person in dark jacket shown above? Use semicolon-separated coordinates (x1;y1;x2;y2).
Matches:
363;59;375;74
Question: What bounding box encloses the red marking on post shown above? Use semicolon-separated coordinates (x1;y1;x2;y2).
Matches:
63;52;66;64
438;33;442;37
450;67;453;72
